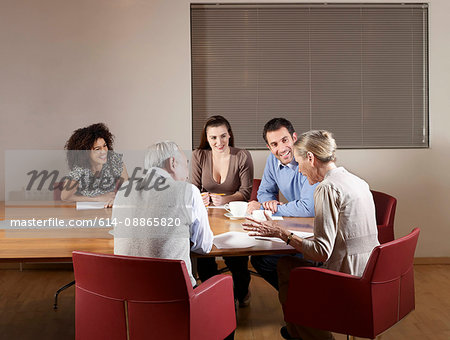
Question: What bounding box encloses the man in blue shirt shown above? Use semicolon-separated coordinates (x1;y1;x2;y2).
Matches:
248;118;317;289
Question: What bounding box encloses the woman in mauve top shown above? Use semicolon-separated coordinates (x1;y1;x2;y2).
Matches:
191;115;254;307
191;145;253;204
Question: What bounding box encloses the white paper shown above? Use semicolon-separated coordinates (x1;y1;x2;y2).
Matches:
76;202;107;210
254;229;313;243
213;231;257;249
291;230;314;239
263;216;284;221
254;236;285;243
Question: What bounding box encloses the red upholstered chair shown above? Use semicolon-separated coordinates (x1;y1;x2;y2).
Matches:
283;228;420;339
371;190;397;244
249;178;278;202
72;251;236;340
250;179;261;201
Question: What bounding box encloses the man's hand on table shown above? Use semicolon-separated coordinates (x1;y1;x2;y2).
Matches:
262;200;283;214
247;201;262;215
247;200;284;214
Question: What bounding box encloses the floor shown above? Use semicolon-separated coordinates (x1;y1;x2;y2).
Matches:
0;264;449;339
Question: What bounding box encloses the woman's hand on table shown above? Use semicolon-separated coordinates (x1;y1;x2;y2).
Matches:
95;192;116;208
210;193;227;206
201;192;210;206
242;211;288;240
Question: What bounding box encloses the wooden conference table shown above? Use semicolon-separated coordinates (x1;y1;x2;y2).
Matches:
0;201;314;263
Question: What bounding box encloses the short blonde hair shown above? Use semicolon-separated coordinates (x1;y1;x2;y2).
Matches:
294;130;337;163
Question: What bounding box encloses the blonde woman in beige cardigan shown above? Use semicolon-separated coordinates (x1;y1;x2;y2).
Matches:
244;130;379;340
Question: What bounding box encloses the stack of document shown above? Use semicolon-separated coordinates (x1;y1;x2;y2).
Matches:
213;231;257;249
213;230;314;249
254;230;314;243
76;202;107;210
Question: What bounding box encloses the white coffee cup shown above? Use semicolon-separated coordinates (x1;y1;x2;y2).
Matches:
224;201;248;217
252;209;273;221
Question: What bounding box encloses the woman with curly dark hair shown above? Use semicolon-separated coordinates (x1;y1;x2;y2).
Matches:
61;123;128;207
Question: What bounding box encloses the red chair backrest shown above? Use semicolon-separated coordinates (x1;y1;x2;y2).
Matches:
361;228;420;336
371;190;397;243
250;179;261;201
73;251;194;340
250;178;279;202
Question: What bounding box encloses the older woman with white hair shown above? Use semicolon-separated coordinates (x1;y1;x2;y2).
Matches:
244;130;379;340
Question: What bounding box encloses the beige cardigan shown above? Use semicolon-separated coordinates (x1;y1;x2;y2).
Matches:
301;167;379;276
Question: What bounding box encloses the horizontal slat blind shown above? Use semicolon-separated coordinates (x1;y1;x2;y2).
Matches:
191;4;428;149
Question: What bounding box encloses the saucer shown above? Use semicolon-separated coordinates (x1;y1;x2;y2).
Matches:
224;212;249;220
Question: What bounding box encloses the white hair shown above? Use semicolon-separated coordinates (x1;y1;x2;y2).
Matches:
144;141;182;170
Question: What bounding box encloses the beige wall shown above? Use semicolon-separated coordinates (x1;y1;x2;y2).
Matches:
0;0;448;257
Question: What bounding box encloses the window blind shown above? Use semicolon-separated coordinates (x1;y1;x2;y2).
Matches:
191;3;428;149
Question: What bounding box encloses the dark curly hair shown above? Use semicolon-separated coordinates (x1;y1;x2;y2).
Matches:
198;115;235;150
65;123;114;169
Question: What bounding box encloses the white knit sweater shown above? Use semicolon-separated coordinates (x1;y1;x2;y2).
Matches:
113;167;199;286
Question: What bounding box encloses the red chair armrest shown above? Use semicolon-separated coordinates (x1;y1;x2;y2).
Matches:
192;274;232;296
190;275;236;339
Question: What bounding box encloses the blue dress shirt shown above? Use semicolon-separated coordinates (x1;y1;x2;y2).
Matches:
257;153;317;217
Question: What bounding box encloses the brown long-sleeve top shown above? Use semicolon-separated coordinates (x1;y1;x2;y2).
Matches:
191;147;254;201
